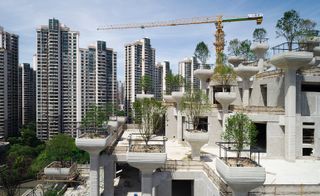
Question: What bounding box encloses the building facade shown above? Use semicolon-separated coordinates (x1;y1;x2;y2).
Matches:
19;63;36;126
0;26;19;138
154;61;172;99
124;38;155;118
79;41;117;120
178;57;200;92
36;19;79;140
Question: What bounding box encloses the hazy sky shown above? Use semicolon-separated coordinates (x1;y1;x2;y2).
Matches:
1;0;319;80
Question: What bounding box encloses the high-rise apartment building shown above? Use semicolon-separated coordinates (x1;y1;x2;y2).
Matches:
19;63;36;126
124;38;155;118
178;57;200;92
154;61;172;99
79;41;117;120
117;81;125;111
0;26;19;138
36;19;80;140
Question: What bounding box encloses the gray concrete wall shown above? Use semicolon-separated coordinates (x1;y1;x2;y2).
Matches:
165;106;177;139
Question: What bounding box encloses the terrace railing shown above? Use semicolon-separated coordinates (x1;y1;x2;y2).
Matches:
271;41;320;55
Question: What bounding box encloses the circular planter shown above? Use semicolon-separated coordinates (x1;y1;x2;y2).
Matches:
251;42;269;59
270;51;314;70
185;130;209;160
228;56;245;67
194;69;213;81
215;92;236;112
171;91;184;103
163;95;175;103
136;94;154;99
234;65;259;79
216;158;266;196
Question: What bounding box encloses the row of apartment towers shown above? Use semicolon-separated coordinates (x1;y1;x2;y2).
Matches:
0;18;201;140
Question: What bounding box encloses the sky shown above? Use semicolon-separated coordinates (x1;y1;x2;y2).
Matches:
1;0;319;81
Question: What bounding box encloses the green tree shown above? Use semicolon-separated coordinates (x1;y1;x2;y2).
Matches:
133;98;166;147
82;104;108;128
276;9;317;50
180;90;210;131
165;73;184;95
253;28;267;43
222;113;257;164
46;134;77;167
140;75;152;94
228;39;254;60
212;55;236;92
194;41;210;68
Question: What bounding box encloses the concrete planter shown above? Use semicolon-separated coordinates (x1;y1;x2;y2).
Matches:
136;94;154;99
251;42;269;59
194;69;213;81
44;161;74;176
171;91;184;103
228;56;245;67
185;131;209;160
76;137;109;154
234;65;259;79
163;95;175;102
127;152;167;173
116;116;127;124
216;158;266;196
215;92;236;112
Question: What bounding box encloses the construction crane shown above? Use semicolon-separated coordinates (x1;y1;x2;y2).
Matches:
97;14;263;61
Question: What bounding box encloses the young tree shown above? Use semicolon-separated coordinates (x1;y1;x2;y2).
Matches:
140;75;152;94
228;39;254;60
81;104;108;128
133;98;166;147
222;113;257;165
253;28;267;43
212;53;236;92
165;73;184;95
228;39;241;56
194;41;210;68
276;9;317;50
180;90;210;131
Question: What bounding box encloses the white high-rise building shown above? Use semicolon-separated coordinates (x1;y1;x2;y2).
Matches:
155;61;172;99
36;19;80;140
0;26;19;138
79;41;117;120
124;38;155;118
178;57;200;92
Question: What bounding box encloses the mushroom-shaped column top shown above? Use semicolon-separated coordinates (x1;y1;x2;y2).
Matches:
215;92;237;110
136;94;154;100
314;46;320;56
171;91;184;103
251;42;269;59
163;95;175;103
270;51;314;71
194;69;213;82
234;65;259;80
228;56;245;67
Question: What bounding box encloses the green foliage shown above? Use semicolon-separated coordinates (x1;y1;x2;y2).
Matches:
212;63;236;92
165;73;184;95
82;104;108;128
227;39;254;60
140;75;153;94
222;113;257;162
253;28;267;42
45;134;77;166
194;41;210;67
180;90;210;131
133;98;166;146
276;9;317;50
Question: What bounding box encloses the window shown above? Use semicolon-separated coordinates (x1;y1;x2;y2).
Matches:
260;84;267;106
303;128;314;144
301;83;320;92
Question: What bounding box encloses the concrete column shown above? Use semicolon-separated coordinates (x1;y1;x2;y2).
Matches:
177;106;182;141
258;58;264;73
141;172;153;196
104;158;114;196
232;191;248;196
242;79;250;106
156;179;171;196
284;69;297;161
90;153;100;196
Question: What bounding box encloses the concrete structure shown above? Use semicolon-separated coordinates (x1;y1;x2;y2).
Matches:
36;18;79;140
124;38;155;119
19;63;36;126
79;41;117;119
178;57;200;92
0;26;19;138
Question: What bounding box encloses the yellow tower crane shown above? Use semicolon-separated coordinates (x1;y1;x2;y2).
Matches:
97;14;263;62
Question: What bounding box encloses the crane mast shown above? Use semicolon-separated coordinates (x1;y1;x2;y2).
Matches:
97;14;263;62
